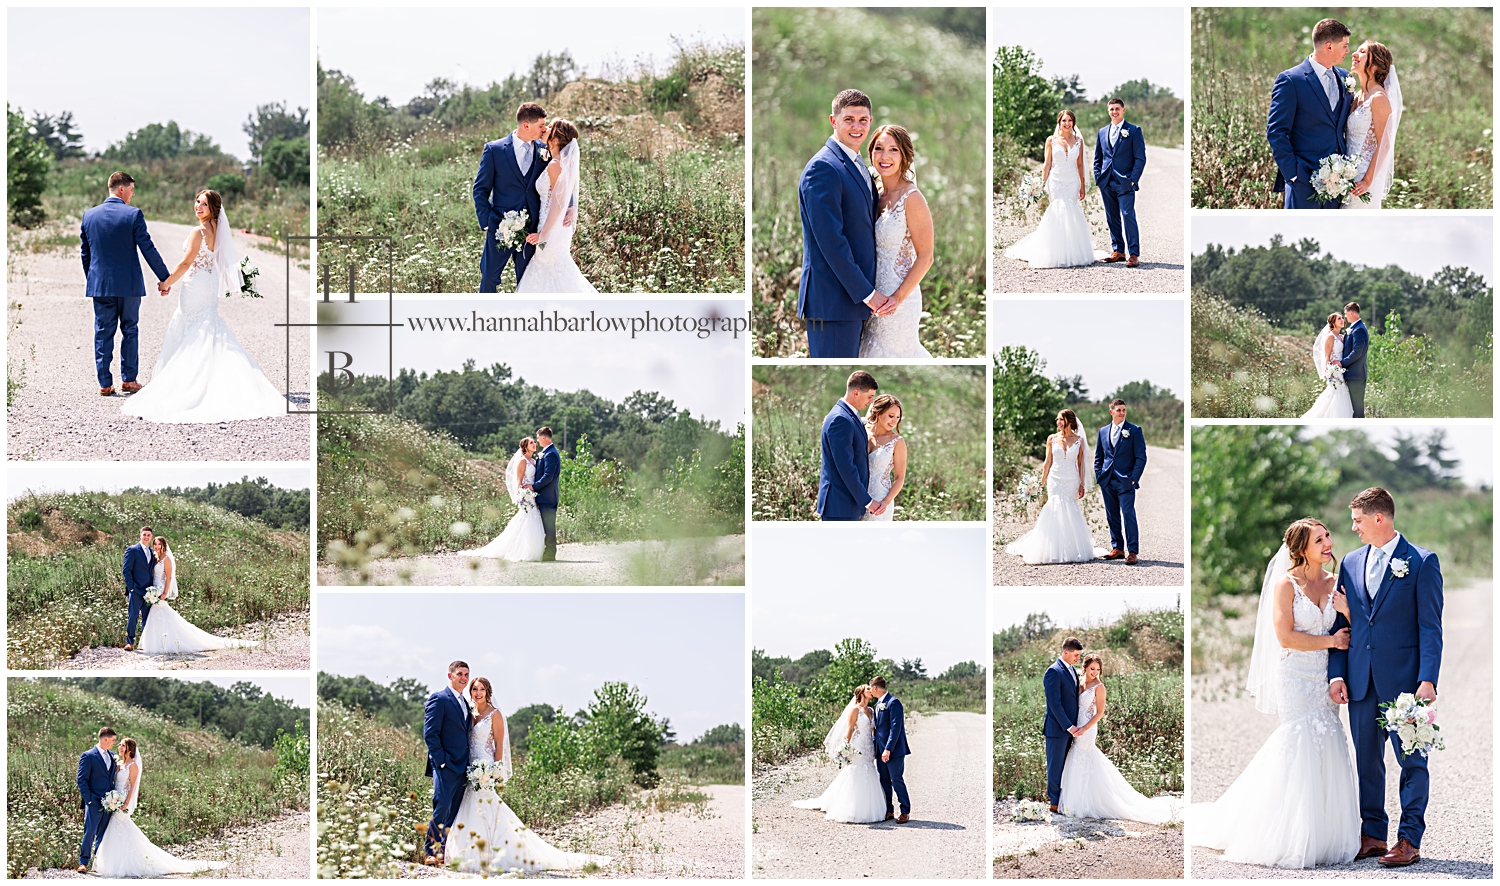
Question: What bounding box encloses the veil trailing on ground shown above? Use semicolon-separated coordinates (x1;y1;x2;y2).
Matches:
505;449;528;506
1365;67;1403;205
210;206;242;297
1246;545;1294;714
536;140;580;247
820;692;863;756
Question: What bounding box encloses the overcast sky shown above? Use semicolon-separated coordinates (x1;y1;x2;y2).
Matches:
318;7;744;107
8;8;308;158
1192;216;1493;284
320;298;745;429
751;526;987;673
993;590;1182;633
13;675;311;708
7;464;309;503
992;299;1184;399
990;8;1186;100
1303;423;1493;489
317;593;744;741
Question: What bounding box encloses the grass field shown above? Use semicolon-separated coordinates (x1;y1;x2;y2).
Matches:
993;607;1184;802
7;679;306;878
751;365;986;521
751;6;986;358
1192;7;1493;209
7;492;309;669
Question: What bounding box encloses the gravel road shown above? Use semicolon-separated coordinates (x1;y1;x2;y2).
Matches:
992;799;1184;879
752;711;987;879
319;536;744;587
992;146;1185;294
56;610;309;670
7;220;310;461
993;446;1184;587
29;810;309;879
1192;581;1492;878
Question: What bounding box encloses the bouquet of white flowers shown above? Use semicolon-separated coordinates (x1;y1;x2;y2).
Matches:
1010;798;1049;822
1016;173;1045;208
1016;472;1042;508
101;789;128;813
1311;153;1371;205
144;586;165;606
516;488;537;513
466;760;507;793
1325;363;1346;390
1381;693;1445;759
495;210;530;252
234;256;263;298
835;742;860;768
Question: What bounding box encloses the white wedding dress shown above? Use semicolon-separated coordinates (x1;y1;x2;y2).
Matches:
791;704;886;823
473;451;545;561
447;708;609;874
859;188;930;358
121;211;288;423
140;549;257;655
859;435;900;522
1342;75;1401;211
1058;681;1179;824
515;140;598;293
1005;436;1106;563
1004;136;1102;268
93;757;226;877
1192;564;1360;868
1301;328;1355;419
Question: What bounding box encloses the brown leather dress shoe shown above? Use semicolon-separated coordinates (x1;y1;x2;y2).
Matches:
100;386;115;396
1125;552;1139;564
1049;804;1059;813
1103;549;1124;560
1356;835;1388;859
121;381;143;393
1126;254;1140;267
896;813;910;823
123;643;133;652
1378;838;1420;867
1103;251;1125;263
78;866;88;874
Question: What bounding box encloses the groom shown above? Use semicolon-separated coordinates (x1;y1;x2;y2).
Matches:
532;427;561;561
1337;301;1370;418
1329;487;1443;867
870;677;911;822
122;526;156;651
1267;18;1353;209
817;371;883;520
1043;638;1083;813
1094;399;1147;564
797;88;896;358
81;171;171;396
76;726;118;872
474;103;555;293
423;661;473;864
1093;98;1147;267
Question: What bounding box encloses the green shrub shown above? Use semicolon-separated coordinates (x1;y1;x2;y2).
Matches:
8;105;50;228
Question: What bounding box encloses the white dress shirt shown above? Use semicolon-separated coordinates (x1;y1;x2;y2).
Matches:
1109;122;1122;147
449;685;469;718
1307;55;1339;110
1365;532;1404;600
1110;419;1125;446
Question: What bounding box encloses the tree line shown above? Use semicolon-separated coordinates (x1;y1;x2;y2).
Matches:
124;476;309;531
52;677;306;750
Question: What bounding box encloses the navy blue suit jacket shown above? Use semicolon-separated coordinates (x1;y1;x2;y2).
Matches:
1043;658;1080;738
122;543;155;596
423;688;472;778
797;137;878;323
1094;422;1146;491
1328;536;1443;702
472;134;547;233
1093;122;1147;192
532;444;561;508
816;399;871;519
77;746;115;809
1267;58;1352;193
80;197;170;299
873;694;910;757
1340;319;1370;381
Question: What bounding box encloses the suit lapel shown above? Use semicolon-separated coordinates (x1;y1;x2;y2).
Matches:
1305;61;1337;124
827;138;873;214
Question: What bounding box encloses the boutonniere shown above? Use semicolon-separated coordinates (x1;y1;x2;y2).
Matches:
1121;429;1131;438
1120;128;1130;138
1390;558;1410;578
877;701;887;711
538;146;550;162
1343;74;1359;93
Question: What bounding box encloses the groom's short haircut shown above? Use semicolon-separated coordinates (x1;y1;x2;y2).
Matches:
846;371;878;393
107;171;134;191
448;659;470;674
832;88;872;117
536;426;553;439
1109;398;1126;408
1107;97;1125;108
1344;301;1361;315
1350;487;1395;520
1062;637;1084;652
516;103;546;124
1313;18;1351;47
870;676;887;689
140;525;154;535
98;727;117;739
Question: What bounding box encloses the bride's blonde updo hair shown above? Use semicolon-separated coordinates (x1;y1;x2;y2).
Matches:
854;684;872;704
1357;40;1393;88
120;737;138;761
519;435;536;456
864;394;903;434
1080;654;1103;678
1327;312;1342;332
1284;517;1329;568
867;124;916;183
546;119;579;151
1056;409;1080;433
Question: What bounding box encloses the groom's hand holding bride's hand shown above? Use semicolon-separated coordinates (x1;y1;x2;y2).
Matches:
1067;726;1082;737
865;291;899;318
156;280;170;295
866;500;887;516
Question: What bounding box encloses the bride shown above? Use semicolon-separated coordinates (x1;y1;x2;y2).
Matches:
516;119;597;293
473;437;545;561
1059;655;1180;824
139;536;257;655
446;677;610;873
121;189;289;423
791;685;886;822
860;394;906;522
1005;410;1105;563
1192;518;1360;868
1004;110;1102;268
93;738;227;877
1301;313;1354;419
1345;41;1402;210
859;125;933;358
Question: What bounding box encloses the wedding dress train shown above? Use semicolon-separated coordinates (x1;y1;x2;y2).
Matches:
514;140;598;293
1004;137;1102;268
1058;682;1179;824
140;549;258;655
1005;436;1105;563
93;758;227;877
473;451;545;561
859;188;930;358
791;705;886;823
1300;328;1354;419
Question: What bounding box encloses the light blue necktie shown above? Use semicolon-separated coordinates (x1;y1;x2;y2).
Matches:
1111;423;1121;447
1366;548;1386;599
1324;69;1339;111
519;141;532;175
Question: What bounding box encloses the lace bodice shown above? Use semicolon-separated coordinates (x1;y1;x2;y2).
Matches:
1046;136;1084;198
866;436;899;500
114;759;140;812
183;233;215;278
534;173;553;227
1074;682;1102;750
174;231;224;319
874;189;918;294
468;709;498;764
1047;436;1084;489
850;708;875;759
1287;575;1337;638
1345;91;1383;178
